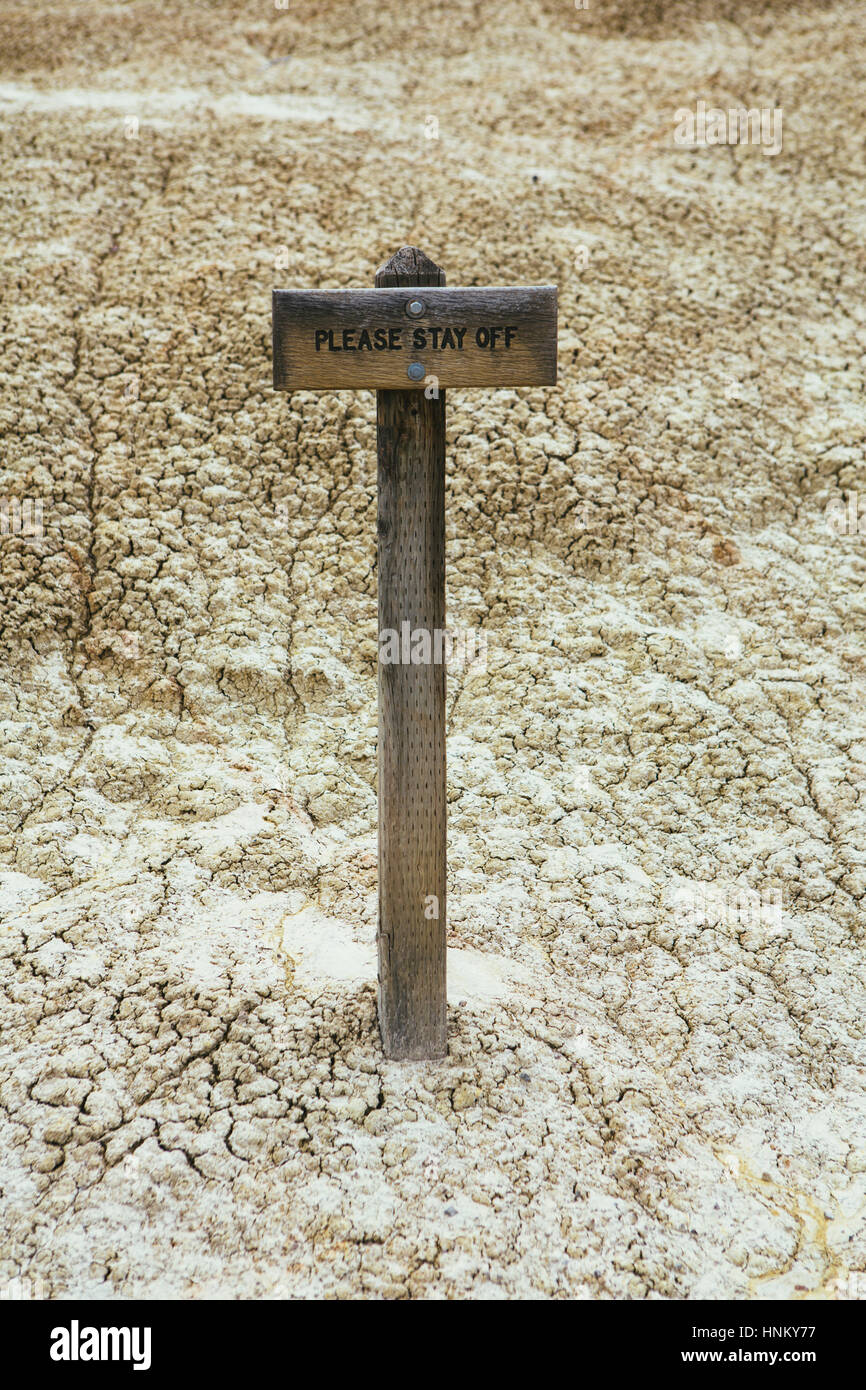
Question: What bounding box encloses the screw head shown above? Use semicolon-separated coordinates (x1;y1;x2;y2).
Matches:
405;299;426;317
407;361;425;381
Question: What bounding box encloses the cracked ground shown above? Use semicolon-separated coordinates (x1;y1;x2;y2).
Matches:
1;0;865;1299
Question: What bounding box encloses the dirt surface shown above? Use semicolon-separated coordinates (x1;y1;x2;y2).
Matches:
1;0;865;1299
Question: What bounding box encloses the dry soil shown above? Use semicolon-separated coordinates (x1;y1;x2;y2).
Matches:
1;0;865;1299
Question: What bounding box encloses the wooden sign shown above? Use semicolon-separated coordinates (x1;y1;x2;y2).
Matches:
272;248;558;1059
273;286;557;390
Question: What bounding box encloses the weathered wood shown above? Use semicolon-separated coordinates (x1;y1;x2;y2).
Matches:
270;247;558;1059
272;285;557;390
376;247;447;1059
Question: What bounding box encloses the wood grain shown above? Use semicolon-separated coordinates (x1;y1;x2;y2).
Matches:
273;284;557;390
376;247;447;1060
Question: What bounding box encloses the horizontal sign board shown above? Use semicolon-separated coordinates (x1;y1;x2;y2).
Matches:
272;286;557;390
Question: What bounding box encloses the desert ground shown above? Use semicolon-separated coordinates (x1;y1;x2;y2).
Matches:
1;0;864;1299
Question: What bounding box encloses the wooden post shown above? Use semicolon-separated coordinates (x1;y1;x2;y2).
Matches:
375;247;447;1059
272;254;557;1059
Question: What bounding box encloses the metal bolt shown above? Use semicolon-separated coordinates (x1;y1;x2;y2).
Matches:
407;361;425;381
405;299;426;317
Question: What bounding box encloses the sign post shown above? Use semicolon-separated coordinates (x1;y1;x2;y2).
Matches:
273;247;557;1058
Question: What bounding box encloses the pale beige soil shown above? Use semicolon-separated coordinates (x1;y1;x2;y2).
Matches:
1;0;865;1299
